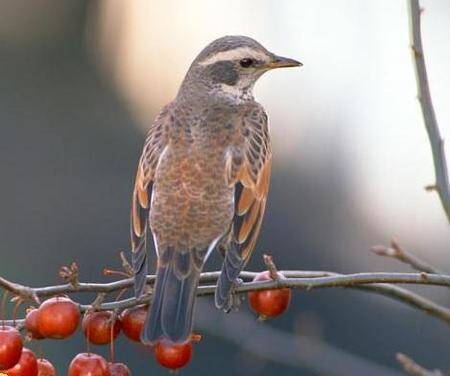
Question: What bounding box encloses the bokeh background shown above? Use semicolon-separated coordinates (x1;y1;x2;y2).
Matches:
1;0;449;374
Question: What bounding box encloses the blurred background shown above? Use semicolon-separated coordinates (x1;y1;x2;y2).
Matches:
0;0;449;374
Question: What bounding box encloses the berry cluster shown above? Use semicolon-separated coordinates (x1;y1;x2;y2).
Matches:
0;266;291;374
0;298;197;374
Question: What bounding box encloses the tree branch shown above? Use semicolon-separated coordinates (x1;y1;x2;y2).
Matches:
396;353;443;376
407;0;450;223
371;240;445;274
2;269;450;327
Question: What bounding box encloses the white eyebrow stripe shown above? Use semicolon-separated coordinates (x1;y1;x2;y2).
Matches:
198;47;269;66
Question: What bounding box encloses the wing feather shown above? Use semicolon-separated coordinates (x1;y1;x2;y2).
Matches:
131;106;169;251
227;105;271;262
236;187;255;215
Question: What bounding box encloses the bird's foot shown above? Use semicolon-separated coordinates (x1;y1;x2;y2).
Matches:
223;278;244;313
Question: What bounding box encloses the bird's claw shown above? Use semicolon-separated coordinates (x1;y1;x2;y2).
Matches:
224;278;244;313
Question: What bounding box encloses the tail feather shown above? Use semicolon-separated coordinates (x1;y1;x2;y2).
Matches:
132;237;148;297
143;257;170;342
142;248;201;344
215;242;244;311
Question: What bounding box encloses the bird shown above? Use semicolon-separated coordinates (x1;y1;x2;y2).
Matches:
130;35;301;345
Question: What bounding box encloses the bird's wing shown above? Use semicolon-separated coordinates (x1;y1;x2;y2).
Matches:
226;104;272;263
131;105;169;296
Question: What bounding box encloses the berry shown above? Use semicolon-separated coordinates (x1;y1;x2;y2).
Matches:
25;308;45;340
248;271;291;318
154;340;192;370
37;296;80;339
108;362;130;376
0;325;23;370
37;358;56;376
119;305;147;342
4;348;38;376
68;353;110;376
82;311;121;345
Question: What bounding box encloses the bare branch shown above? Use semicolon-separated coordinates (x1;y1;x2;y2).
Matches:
2;270;450;327
407;0;450;223
396;353;444;376
371;239;445;274
0;276;39;304
353;282;450;324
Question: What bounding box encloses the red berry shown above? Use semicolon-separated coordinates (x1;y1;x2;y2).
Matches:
108;362;130;376
0;325;23;370
68;353;110;376
154;340;192;370
248;271;291;318
37;296;80;339
119;305;147;342
4;348;38;376
25;308;45;340
37;358;56;376
82;311;121;345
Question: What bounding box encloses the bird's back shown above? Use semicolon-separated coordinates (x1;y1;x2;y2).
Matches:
150;101;246;252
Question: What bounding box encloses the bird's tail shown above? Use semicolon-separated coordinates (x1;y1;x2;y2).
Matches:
132;236;148;298
215;242;244;311
142;247;202;344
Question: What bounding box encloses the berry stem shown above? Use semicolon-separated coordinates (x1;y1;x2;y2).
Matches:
109;312;117;363
1;290;9;328
263;254;279;281
84;311;91;355
12;298;22;327
103;269;131;279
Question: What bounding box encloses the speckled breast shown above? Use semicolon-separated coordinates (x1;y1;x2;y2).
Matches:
150;109;240;252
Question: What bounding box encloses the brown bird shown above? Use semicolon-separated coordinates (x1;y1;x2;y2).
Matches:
130;35;301;344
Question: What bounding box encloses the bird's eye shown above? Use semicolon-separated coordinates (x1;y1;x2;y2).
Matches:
239;58;254;68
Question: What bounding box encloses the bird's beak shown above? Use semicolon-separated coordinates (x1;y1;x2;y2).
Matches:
267;54;303;69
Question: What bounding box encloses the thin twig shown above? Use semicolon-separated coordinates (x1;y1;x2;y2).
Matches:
119;251;134;276
0;276;39;304
371;239;445;274
407;0;450;223
396;353;444;376
59;262;80;289
263;254;280;280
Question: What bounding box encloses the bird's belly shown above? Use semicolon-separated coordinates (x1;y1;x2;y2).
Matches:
150;149;234;251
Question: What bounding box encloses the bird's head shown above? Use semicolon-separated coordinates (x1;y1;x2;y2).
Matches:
179;35;302;103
